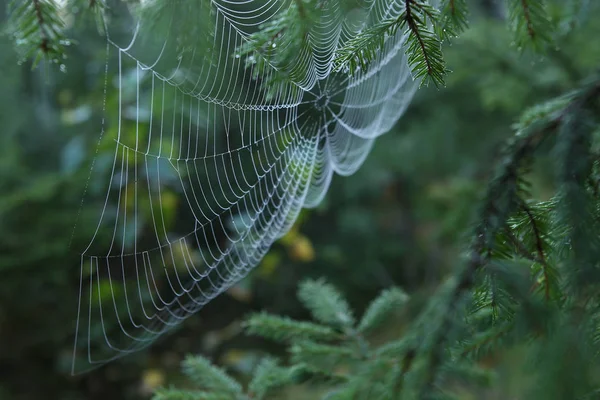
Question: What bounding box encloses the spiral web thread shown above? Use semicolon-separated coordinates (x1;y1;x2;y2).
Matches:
72;0;418;373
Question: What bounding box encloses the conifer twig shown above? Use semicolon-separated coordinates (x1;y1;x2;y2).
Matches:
32;0;50;55
520;0;536;40
521;204;551;300
405;0;433;77
415;72;600;395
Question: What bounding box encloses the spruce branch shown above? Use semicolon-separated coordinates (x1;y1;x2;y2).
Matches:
6;0;69;66
181;355;243;396
521;204;552;300
437;0;469;40
554;98;600;290
507;0;553;50
458;321;513;359
297;279;355;329
503;227;543;265
235;0;320;100
411;72;600;395
404;0;446;87
153;389;235;400
67;0;106;35
332;19;401;74
248;358;300;400
243;312;342;343
358;287;409;333
333;0;448;87
290;341;358;375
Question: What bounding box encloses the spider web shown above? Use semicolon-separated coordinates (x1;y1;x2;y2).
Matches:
71;0;417;373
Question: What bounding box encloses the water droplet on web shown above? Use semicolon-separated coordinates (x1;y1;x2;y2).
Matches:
60;64;67;73
67;1;423;373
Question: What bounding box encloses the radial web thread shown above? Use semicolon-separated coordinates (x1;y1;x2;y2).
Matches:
71;0;418;373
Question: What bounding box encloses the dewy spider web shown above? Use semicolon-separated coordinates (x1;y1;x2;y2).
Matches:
71;0;418;373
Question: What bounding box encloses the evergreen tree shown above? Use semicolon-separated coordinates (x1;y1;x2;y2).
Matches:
5;0;600;399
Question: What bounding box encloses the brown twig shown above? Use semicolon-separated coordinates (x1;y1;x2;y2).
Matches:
520;0;536;40
32;0;49;54
522;204;551;300
405;0;434;76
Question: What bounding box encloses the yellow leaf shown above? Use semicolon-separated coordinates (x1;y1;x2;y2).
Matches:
288;235;315;262
227;285;253;303
220;349;245;366
141;368;165;390
257;252;281;278
279;226;299;246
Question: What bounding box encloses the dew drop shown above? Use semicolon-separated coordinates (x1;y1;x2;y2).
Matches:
60;64;67;73
272;43;277;48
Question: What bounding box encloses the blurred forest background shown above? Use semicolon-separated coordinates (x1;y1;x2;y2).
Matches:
1;0;599;399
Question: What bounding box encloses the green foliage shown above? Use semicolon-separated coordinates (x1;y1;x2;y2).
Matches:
358;287;408;333
154;389;234;400
3;1;600;399
234;0;322;100
297;279;355;329
244;313;341;343
182;355;244;396
156;70;600;399
4;0;105;67
156;278;498;399
248;358;300;400
5;0;69;66
507;0;553;50
334;0;449;87
437;0;468;39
